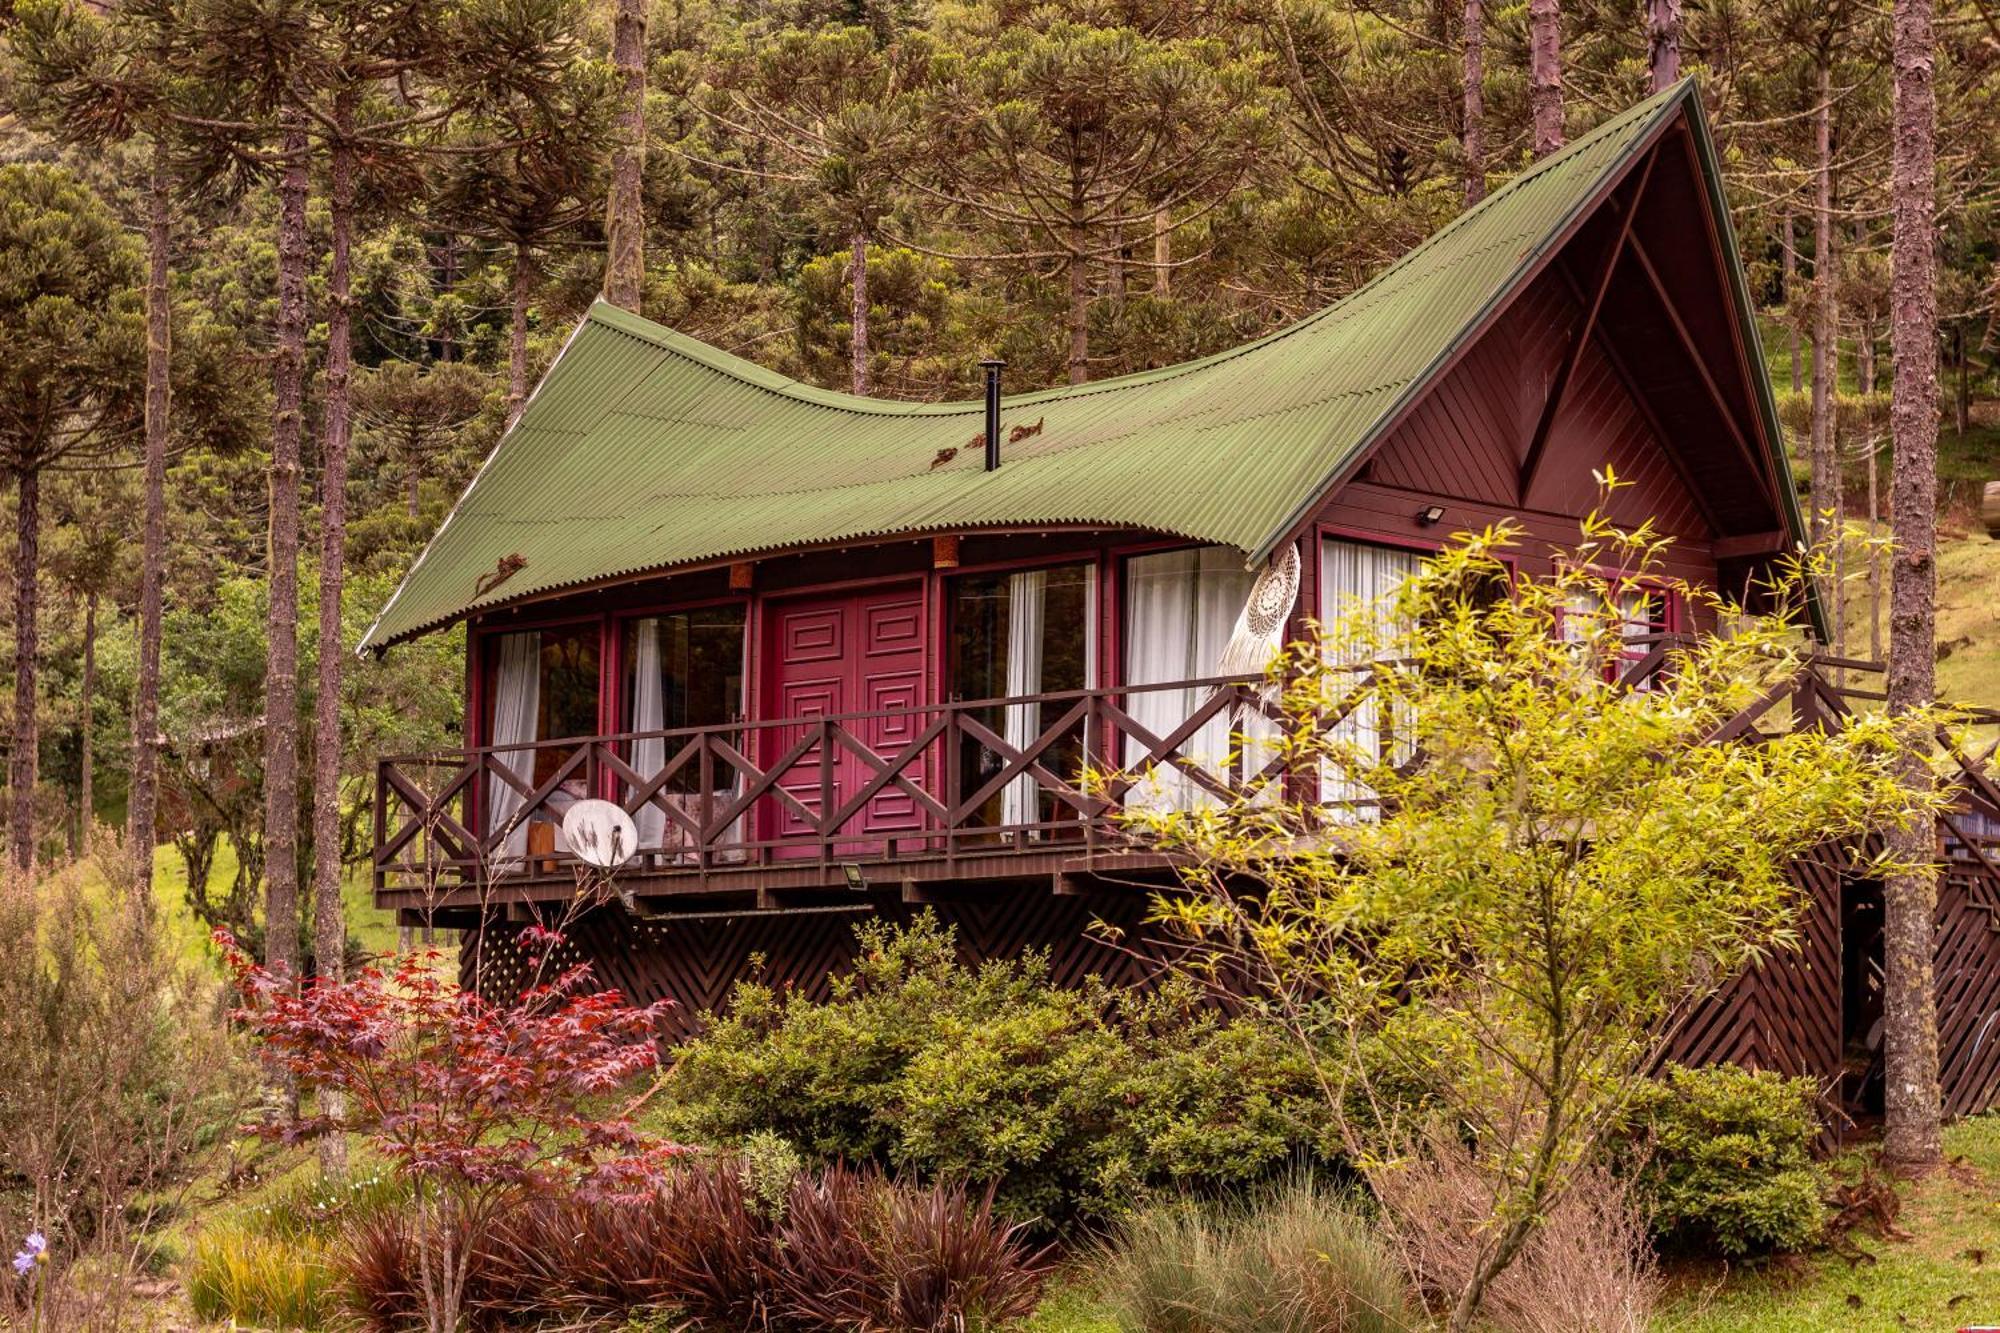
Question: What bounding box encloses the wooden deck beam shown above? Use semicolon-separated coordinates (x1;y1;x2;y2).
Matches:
1625;232;1779;510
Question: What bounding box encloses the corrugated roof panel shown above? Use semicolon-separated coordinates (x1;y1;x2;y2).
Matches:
363;84;1703;651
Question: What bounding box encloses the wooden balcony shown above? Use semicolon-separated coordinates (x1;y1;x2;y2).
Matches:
374;675;1310;918
373;648;2000;923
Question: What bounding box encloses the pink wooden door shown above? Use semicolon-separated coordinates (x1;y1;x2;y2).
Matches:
764;584;928;856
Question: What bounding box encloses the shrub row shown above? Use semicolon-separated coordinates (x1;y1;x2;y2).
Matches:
342;1158;1050;1332
662;915;1830;1259
659;913;1336;1225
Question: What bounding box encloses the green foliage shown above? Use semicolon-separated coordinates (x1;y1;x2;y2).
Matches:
1095;1182;1416;1333
1629;1064;1826;1258
1129;504;1950;1324
187;1165;406;1330
661;913;1333;1225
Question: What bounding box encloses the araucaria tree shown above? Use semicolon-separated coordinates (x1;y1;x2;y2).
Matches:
917;21;1270;384
0;165;142;876
9;0;190;891
1883;0;1944;1169
1126;504;1948;1331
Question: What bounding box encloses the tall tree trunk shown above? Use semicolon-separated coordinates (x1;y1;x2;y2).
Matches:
507;241;535;425
78;588;95;856
603;0;647;313
1810;59;1839;558
1647;0;1681;91
312;124;357;1179
1955;328;1970;434
1860;315;1877;395
1462;0;1486;204
1152;208;1171;296
130;138;172;895
1784;210;1803;394
9;467;39;878
848;227;870;396
1067;219;1090;385
1868;440;1882;661
1528;0;1563;158
263;110;309;981
1883;0;1943;1170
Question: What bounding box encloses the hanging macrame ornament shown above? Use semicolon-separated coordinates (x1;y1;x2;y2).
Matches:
1216;541;1302;681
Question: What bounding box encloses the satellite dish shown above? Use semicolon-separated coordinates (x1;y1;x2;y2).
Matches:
561;799;639;870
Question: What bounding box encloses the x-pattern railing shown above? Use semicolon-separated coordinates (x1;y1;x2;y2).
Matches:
374;649;2000;896
372;674;1346;892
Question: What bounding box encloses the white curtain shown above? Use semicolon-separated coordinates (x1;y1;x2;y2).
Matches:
487;631;541;867
628;618;667;850
1001;571;1046;829
1124;547;1259;810
1320;539;1421;819
996;571;1097;831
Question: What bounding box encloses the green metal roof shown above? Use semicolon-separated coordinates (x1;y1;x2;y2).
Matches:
364;80;1762;652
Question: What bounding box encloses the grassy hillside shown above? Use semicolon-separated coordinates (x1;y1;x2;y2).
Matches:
144;839;406;963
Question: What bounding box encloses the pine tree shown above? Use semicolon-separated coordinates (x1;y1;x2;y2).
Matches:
603;0;647;311
10;0;190;892
916;22;1270;384
1529;0;1563;156
696;26;912;395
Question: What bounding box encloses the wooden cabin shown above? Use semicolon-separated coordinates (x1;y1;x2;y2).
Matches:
363;82;2000;1122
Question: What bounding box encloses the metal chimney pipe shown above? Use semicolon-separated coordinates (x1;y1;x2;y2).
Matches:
980;359;1005;471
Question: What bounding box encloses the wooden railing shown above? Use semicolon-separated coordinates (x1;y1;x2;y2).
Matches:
373;648;2000;898
372;675;1349;894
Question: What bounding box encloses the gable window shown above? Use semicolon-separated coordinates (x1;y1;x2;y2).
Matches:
1563;575;1678;683
622;606;748;851
484;623;601;860
949;565;1093;831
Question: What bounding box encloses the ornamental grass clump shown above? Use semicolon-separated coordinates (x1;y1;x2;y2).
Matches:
1097;1181;1416;1333
334;1158;1051;1332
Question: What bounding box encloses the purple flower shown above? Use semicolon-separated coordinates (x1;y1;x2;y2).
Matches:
12;1232;46;1275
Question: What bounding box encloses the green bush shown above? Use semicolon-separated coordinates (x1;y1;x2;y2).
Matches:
659;914;1334;1225
1096;1182;1416;1333
1627;1063;1826;1257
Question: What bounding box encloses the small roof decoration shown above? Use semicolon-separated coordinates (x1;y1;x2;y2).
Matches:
362;80;1802;652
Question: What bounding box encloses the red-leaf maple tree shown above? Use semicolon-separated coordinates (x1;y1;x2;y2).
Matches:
217;928;685;1332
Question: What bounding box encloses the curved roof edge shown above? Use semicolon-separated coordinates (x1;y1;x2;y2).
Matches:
362;79;1803;654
